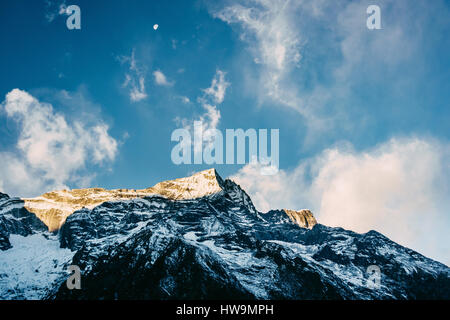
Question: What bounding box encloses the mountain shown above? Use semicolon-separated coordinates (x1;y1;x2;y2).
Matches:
0;169;449;300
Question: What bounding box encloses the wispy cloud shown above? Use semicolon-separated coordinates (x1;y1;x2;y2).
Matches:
202;70;229;104
0;89;118;197
176;70;230;155
118;49;148;102
44;0;68;23
196;69;230;132
231;136;450;265
212;0;447;135
213;0;303;110
153;70;173;86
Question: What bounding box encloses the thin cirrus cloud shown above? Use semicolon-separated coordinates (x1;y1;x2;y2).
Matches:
213;0;303;111
118;49;148;102
176;70;230;156
231;137;450;265
0;89;118;198
202;70;229;104
212;0;348;133
212;0;443;135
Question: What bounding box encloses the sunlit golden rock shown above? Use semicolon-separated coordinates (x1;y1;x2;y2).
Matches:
283;209;317;229
23;169;223;231
22;168;318;232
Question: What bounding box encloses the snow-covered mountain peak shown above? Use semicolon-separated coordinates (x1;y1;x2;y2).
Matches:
1;169;449;300
22;168;226;231
145;168;224;200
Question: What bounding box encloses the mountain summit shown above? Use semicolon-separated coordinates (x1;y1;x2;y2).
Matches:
22;169;315;231
0;169;448;300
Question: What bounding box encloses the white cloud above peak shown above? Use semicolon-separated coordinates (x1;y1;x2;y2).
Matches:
0;89;118;197
231;137;450;265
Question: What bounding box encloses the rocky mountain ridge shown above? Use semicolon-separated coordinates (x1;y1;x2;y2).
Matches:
0;169;448;300
22;169;316;231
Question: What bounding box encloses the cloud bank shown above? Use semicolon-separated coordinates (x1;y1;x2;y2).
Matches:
0;89;118;197
231;137;450;265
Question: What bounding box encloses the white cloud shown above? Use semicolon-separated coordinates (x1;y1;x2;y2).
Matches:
202;70;230;104
177;70;229;154
153;70;173;86
118;49;148;102
199;103;221;135
195;69;229;133
214;0;303;111
213;0;446;136
231;162;294;213
231;137;450;265
180;96;191;104
0;89;118;197
129;76;147;102
213;0;339;132
215;1;301;72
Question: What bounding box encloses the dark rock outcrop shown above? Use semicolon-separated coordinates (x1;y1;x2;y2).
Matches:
0;193;47;250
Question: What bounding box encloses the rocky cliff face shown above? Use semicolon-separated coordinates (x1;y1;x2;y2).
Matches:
0;169;449;300
0;192;47;250
21;169;305;231
283;209;317;229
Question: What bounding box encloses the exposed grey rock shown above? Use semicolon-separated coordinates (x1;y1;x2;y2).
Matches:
1;171;449;300
0;193;47;251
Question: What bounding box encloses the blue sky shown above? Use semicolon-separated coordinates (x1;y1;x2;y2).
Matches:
0;0;449;264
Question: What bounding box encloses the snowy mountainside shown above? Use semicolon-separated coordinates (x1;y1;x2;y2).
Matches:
22;169;237;232
0;169;449;300
0;192;47;250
